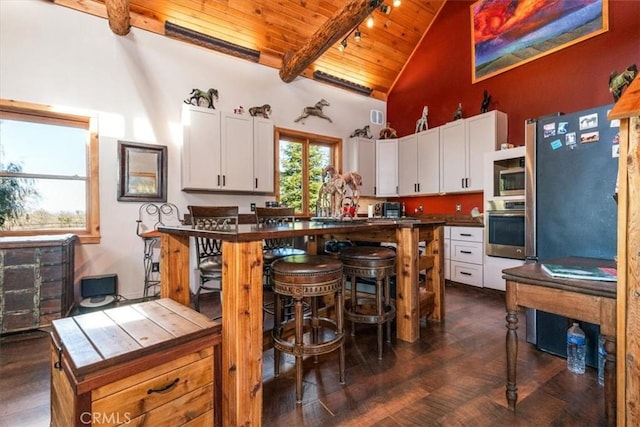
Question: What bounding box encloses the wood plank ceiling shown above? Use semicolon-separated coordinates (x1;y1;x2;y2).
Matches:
53;0;446;100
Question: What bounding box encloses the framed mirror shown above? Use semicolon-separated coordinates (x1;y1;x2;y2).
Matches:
117;141;167;202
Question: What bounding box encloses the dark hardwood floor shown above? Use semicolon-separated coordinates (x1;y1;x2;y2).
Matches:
0;283;604;426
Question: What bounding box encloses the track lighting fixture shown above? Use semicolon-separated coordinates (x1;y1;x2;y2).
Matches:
338;38;347;52
337;2;400;51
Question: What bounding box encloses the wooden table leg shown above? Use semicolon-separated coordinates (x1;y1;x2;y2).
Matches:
159;233;191;306
221;240;264;427
425;225;445;322
505;280;518;411
600;297;616;427
395;227;419;342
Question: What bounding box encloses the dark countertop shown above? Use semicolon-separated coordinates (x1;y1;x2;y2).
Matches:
414;214;484;227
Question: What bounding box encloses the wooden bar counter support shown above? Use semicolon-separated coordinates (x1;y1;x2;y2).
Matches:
159;219;444;426
503;257;616;427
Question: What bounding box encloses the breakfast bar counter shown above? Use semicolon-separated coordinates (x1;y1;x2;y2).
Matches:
158;219;444;426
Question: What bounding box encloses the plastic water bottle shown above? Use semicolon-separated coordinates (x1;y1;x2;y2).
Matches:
598;335;606;386
567;322;586;374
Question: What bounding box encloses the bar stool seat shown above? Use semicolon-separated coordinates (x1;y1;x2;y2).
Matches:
271;254;345;403
339;246;396;359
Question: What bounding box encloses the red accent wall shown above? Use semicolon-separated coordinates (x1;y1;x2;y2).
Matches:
389;0;639;214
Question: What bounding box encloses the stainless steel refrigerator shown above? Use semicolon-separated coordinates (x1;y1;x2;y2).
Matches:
524;104;618;367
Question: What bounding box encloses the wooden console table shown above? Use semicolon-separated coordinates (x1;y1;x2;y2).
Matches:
158;219;444;426
503;257;616;426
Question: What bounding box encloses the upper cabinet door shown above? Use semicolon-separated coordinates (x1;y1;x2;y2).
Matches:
182;105;221;190
466;111;507;192
376;138;398;197
253;117;274;193
221;112;254;191
439;119;467;193
344;137;376;197
398;134;418;196
417;127;440;195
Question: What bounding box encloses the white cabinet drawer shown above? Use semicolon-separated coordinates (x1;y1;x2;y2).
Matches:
451;240;483;264
451;261;483;287
450;226;483;242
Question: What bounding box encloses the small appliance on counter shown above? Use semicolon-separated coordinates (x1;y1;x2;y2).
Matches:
374;202;401;218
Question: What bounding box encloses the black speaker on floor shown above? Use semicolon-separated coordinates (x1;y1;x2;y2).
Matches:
79;274;118;308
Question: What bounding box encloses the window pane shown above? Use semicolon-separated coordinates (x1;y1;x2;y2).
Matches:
1;178;86;231
309;144;331;214
0;118;87;176
279;140;303;213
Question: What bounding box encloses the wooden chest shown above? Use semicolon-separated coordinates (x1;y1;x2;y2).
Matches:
50;298;221;427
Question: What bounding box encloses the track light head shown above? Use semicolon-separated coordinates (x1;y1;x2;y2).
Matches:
380;5;391;14
354;28;362;42
338;38;347;52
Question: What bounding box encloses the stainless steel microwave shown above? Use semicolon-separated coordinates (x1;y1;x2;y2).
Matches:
499;167;525;196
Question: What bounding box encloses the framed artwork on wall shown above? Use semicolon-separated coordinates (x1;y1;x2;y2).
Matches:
117;141;167;202
470;0;609;83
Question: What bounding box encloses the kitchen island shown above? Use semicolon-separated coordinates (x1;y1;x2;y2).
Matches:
158;218;445;426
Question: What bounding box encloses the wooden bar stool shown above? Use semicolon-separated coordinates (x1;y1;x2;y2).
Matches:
339;246;396;359
271;255;345;403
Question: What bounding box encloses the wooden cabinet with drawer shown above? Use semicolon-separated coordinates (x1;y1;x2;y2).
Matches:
449;226;484;287
50;298;221;427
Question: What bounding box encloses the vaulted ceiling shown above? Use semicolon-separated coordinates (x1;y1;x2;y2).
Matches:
53;0;447;100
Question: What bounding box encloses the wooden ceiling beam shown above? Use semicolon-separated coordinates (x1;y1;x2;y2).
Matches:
105;0;131;35
279;0;382;83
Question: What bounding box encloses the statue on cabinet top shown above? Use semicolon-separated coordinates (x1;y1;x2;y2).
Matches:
481;90;492;113
415;106;429;133
379;122;397;139
453;103;463;121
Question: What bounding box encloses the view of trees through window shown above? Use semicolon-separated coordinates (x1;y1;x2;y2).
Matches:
0;112;89;232
276;130;339;216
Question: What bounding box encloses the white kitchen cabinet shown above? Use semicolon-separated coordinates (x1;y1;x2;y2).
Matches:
398;130;439;196
375;138;398;196
483;255;524;291
181;104;274;193
182;105;221;190
253;116;275;193
449;226;484;287
440;110;507;193
344;137;375;197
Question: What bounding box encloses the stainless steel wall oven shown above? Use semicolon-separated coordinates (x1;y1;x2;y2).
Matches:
485;199;525;260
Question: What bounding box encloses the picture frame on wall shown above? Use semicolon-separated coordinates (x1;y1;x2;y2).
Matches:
470;0;609;83
117;141;167;202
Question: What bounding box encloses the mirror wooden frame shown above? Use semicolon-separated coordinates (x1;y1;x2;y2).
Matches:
117;140;167;202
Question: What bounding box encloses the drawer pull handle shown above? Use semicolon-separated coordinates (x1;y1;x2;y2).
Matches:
460;233;472;237
460;250;473;254
147;378;179;395
460;271;472;276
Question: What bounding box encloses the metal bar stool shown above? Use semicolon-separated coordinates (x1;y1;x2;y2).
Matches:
339;246;396;359
271;254;345;403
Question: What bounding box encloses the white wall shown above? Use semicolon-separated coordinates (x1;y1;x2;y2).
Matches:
0;0;386;299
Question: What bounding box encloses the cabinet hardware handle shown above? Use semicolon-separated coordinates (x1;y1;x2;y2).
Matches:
417;183;420;192
460;233;472;237
461;178;464;188
460;271;472;276
466;178;470;188
223;175;226;186
461;250;473;254
147;378;180;394
255;178;258;188
217;175;220;186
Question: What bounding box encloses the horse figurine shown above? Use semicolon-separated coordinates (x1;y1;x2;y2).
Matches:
379;122;397;139
609;64;638;102
295;99;332;123
481;90;492;113
350;125;372;139
184;88;218;109
342;171;362;216
249;104;271;118
415;106;428;133
453;103;463;121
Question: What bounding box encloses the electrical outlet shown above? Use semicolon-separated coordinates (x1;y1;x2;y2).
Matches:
152;262;160;272
250;203;256;212
456;203;462;212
